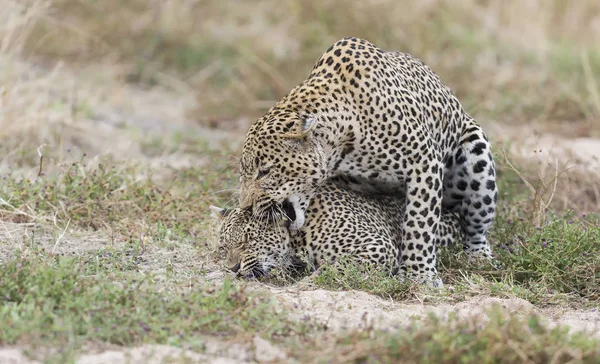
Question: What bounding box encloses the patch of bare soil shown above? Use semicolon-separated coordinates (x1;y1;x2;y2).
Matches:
271;286;600;337
487;122;600;177
0;343;254;364
73;341;256;364
0;221;115;262
72;336;286;364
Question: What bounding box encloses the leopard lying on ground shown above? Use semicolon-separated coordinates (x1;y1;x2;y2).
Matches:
211;178;464;278
237;37;497;286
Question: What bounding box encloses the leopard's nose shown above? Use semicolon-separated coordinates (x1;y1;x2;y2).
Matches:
230;263;241;273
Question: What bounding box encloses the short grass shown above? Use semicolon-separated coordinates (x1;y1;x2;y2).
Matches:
0;252;320;363
3;252;600;363
311;258;419;302
304;309;600;363
306;159;600;308
0;143;238;242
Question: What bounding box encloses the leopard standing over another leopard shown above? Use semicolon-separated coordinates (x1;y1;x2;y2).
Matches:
237;37;498;287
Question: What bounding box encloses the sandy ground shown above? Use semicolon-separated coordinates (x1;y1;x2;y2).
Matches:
1;288;597;363
274;288;600;335
487;122;600;177
1;59;600;363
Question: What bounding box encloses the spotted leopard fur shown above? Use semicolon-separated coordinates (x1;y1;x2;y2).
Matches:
237;37;497;286
211;179;463;279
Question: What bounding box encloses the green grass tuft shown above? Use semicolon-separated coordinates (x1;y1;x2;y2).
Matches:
311;257;418;301
0;253;318;356
314;308;600;363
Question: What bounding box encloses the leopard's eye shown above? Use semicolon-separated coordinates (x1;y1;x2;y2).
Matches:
257;167;270;179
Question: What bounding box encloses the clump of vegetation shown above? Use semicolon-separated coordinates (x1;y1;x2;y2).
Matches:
0;151;237;241
305;309;600;363
311;257;418;301
0;253;320;360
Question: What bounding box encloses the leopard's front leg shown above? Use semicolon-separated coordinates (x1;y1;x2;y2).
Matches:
400;159;445;288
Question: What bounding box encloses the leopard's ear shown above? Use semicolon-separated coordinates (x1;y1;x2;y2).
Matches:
282;114;318;139
209;205;228;221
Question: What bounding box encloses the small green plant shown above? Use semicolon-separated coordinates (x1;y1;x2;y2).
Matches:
312;257;418;301
437;159;600;307
495;213;600;301
0;253;319;356
305;308;600;363
0;152;238;241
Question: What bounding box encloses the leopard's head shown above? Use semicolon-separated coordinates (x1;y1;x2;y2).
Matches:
209;205;305;278
238;104;330;230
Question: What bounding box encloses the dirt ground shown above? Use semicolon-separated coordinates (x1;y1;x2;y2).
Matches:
1;58;600;364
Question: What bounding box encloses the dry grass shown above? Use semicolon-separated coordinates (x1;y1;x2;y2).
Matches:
1;0;202;174
8;0;597;131
0;1;125;176
1;1;65;169
495;147;600;219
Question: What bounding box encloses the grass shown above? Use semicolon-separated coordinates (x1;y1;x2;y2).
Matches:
492;213;600;300
15;0;600;129
0;146;238;240
309;258;419;301
3;253;600;363
2;247;596;363
303;158;600;308
306;310;600;363
0;253;319;362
